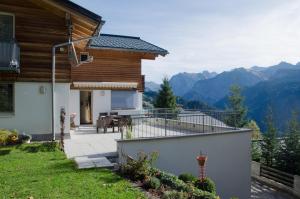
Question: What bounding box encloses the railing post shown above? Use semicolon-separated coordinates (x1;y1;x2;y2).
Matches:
165;112;167;136
202;115;205;133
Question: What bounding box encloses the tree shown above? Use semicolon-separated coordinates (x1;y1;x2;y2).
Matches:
261;107;278;167
276;111;300;174
225;85;248;127
245;120;262;140
154;77;177;110
246;120;263;162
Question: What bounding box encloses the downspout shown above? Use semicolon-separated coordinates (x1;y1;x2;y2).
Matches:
51;36;98;141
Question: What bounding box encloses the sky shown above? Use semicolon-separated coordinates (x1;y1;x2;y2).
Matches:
73;0;300;83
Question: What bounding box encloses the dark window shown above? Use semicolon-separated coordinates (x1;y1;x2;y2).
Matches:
0;14;14;41
0;84;14;113
111;91;137;109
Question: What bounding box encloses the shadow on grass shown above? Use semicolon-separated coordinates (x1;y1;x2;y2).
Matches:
0;149;11;156
18;142;58;153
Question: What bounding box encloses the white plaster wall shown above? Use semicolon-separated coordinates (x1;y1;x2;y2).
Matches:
54;83;70;135
92;90;111;125
69;90;80;126
0;82;70;138
118;130;252;199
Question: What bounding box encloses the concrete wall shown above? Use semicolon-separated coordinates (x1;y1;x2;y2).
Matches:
118;130;252;199
0;82;70;140
69;90;80;126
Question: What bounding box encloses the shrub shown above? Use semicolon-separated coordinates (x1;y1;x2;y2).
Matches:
0;129;20;146
191;189;218;199
143;176;161;189
194;178;216;194
120;151;159;181
162;190;188;199
0;130;10;146
178;173;197;183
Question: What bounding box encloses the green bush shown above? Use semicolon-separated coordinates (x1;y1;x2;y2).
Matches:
162;190;188;199
143;176;161;189
191;189;218;199
194;178;216;194
178;173;197;183
120;151;159;181
0;129;19;146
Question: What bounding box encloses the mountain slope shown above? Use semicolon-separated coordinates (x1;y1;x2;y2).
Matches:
183;68;263;104
215;69;300;133
169;71;217;96
145;81;160;92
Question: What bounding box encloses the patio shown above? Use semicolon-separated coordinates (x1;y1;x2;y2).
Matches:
64;126;120;168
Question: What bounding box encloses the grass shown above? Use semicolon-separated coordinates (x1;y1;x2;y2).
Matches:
0;142;146;199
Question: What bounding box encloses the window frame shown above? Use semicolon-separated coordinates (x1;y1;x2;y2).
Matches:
0;11;15;40
0;82;15;115
111;90;137;110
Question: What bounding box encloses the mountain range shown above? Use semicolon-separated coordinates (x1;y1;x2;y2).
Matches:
145;61;300;132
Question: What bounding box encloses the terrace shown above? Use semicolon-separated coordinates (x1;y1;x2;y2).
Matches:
64;109;242;166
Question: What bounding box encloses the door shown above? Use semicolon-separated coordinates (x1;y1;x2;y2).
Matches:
80;91;92;124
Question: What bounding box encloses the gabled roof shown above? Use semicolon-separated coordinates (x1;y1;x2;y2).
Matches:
54;0;103;23
90;34;169;56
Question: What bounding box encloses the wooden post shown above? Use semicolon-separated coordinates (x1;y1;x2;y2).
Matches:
60;108;66;151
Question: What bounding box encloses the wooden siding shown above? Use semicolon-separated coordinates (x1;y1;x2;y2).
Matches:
71;49;145;91
0;0;70;82
0;0;149;91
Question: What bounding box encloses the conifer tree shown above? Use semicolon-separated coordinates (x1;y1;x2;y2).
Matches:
261;107;278;167
154;77;177;110
276;111;300;174
225;85;248;127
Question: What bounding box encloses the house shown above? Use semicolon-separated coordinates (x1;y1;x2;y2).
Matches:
0;0;167;140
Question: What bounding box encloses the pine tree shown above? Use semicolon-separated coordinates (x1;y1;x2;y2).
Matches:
225;85;248;127
154;77;177;110
276;111;300;174
261;107;278;167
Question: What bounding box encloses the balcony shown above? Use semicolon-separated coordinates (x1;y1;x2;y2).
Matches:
0;40;20;73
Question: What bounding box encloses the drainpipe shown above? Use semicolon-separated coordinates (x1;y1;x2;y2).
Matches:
51;36;98;141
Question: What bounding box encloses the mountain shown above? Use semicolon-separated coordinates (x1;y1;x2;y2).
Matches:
169;71;217;96
249;61;300;79
145;81;160;92
215;69;300;133
183;68;263;104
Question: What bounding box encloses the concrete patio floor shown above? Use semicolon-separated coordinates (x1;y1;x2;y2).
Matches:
64;126;120;169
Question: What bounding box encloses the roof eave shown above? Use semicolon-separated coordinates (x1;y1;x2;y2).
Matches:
88;46;168;56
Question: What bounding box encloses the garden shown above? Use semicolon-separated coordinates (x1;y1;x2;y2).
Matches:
119;151;219;199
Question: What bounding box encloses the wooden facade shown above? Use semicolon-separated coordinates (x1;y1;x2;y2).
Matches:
0;0;157;91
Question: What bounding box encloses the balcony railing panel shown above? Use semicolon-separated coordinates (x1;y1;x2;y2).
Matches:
120;108;241;140
0;40;20;72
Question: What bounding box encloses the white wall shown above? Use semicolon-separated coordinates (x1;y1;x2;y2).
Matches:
0;82;70;139
69;90;80;126
54;83;70;135
118;130;252;199
92;90;111;124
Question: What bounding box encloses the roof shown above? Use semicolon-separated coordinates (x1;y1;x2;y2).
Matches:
89;34;169;56
54;0;103;23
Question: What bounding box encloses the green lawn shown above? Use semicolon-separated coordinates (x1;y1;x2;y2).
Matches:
0;143;145;199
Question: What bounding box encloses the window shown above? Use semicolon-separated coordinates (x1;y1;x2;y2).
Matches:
0;13;14;41
0;83;14;113
111;91;137;109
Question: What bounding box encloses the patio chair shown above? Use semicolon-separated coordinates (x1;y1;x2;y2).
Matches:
97;116;114;133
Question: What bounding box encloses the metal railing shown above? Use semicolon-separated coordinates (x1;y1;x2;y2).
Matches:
0;40;20;72
121;109;240;140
